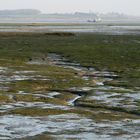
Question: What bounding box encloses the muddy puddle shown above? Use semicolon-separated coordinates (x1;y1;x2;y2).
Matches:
0;53;140;139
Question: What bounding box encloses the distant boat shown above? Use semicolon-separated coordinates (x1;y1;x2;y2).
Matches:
87;17;101;23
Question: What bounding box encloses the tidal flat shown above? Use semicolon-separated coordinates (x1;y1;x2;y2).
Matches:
0;26;140;139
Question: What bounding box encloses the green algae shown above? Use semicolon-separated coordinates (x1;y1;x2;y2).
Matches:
0;32;139;139
9;106;139;121
0;32;139;87
20;133;54;140
54;92;78;102
0;94;11;102
13;94;68;105
10;107;71;116
74;98;140;116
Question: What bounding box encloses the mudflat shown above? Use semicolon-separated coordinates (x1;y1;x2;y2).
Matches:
0;26;140;139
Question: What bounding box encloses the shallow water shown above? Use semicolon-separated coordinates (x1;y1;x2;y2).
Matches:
0;114;140;140
0;53;140;139
0;23;140;35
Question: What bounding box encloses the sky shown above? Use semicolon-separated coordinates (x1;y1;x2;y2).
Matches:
0;0;140;16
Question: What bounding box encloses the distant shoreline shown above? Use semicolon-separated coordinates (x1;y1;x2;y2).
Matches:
0;22;140;35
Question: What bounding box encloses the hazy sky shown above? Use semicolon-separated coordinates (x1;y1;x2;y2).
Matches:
0;0;140;16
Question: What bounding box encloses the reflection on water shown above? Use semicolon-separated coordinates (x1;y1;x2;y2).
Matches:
0;23;140;35
0;114;140;140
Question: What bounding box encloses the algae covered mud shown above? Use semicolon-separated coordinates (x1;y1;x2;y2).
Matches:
0;26;140;139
